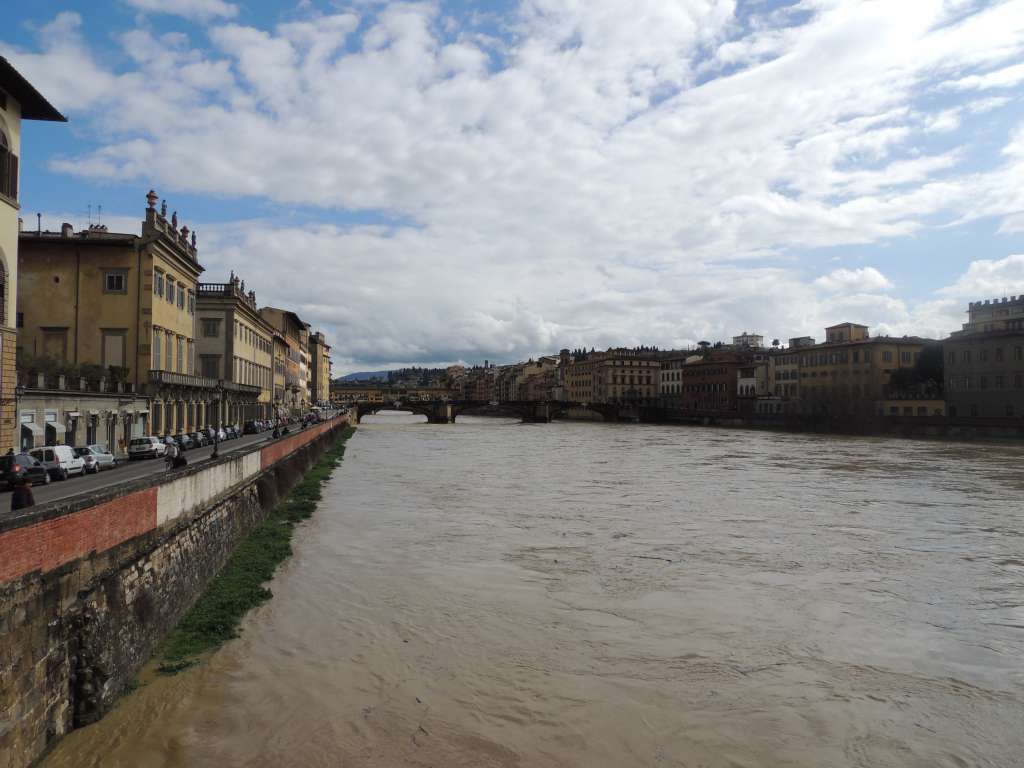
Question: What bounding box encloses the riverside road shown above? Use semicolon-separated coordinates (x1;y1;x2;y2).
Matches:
3;429;283;508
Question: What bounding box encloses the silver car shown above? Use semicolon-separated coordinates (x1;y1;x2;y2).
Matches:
76;444;117;472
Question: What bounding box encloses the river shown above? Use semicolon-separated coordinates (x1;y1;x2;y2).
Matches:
43;414;1024;767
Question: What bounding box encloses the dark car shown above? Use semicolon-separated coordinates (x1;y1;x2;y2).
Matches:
189;431;208;447
0;453;51;489
243;420;259;435
174;433;194;451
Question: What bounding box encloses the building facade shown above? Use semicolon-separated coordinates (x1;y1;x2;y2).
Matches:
796;323;931;415
0;57;66;450
195;275;273;423
260;307;307;416
17;375;147;454
944;296;1024;418
18;192;234;437
562;348;661;405
309;330;332;406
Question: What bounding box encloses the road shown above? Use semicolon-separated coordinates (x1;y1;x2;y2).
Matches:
2;430;277;508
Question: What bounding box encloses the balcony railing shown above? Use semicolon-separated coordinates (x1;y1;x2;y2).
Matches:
18;372;135;394
149;370;262;395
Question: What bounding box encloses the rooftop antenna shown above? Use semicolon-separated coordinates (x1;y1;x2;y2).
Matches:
97;204;102;227
36;213;41;235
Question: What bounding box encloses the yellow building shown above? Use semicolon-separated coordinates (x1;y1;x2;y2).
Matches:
260;307;307;416
797;323;931;415
309;330;332;406
196;274;274;423
0;57;66;450
563;348;661;404
18;191;223;436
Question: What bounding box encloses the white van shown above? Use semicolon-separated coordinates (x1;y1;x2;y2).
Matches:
29;445;86;481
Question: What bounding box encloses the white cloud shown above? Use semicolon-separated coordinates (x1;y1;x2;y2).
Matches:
122;0;238;21
814;267;894;293
937;254;1024;299
943;62;1024;91
8;1;1024;370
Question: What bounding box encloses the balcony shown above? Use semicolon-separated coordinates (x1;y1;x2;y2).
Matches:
149;370;262;396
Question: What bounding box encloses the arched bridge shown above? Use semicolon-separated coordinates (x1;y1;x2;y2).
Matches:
350;399;629;424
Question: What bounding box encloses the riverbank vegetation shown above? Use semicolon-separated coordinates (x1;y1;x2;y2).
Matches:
157;426;356;674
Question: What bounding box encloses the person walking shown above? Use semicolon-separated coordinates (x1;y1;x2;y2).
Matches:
11;476;35;511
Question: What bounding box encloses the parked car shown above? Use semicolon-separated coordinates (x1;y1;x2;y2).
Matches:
215;428;227;442
174;434;194;451
73;447;99;474
29;446;86;481
83;444;116;470
224;426;237;440
243;421;259;435
204;426;217;442
189;431;208;448
0;453;51;488
129;436;167;460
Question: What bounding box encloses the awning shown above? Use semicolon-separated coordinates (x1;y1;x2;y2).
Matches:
47;422;67;437
134;409;150;415
66;411;81;418
21;422;43;437
88;409;100;416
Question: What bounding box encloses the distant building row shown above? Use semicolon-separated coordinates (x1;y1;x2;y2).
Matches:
438;308;1024;424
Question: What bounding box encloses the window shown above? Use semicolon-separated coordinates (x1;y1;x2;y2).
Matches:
963;350;971;363
187;340;194;375
177;286;185;310
202;319;220;337
1016;346;1023;361
187;290;195;315
980;349;988;362
883;351;893;363
154;271;164;298
0;129;18;201
166;278;175;305
900;351;911;363
995;347;1003;362
104;270;128;294
101;329;127;368
153;328;162;368
200;355;220;378
15;312;22;328
164;330;172;370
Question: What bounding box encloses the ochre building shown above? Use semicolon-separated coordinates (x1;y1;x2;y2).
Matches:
0;57;65;450
18;192;240;436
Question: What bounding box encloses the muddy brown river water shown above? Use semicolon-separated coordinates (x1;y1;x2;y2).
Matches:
43;414;1024;767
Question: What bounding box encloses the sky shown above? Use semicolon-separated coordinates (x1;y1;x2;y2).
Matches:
3;0;1024;375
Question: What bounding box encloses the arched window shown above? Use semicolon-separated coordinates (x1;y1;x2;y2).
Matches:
0;129;16;200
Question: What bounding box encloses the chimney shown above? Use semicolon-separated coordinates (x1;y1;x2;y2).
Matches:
61;223;74;238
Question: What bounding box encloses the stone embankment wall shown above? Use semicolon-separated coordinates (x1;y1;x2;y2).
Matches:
0;416;350;768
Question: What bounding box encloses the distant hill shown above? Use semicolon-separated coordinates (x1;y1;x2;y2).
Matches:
338;371;389;382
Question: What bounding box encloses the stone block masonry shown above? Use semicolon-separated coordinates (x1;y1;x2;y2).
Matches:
0;416;351;768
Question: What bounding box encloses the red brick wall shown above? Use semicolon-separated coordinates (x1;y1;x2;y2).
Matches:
259;418;339;471
0;415;348;584
0;488;157;582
